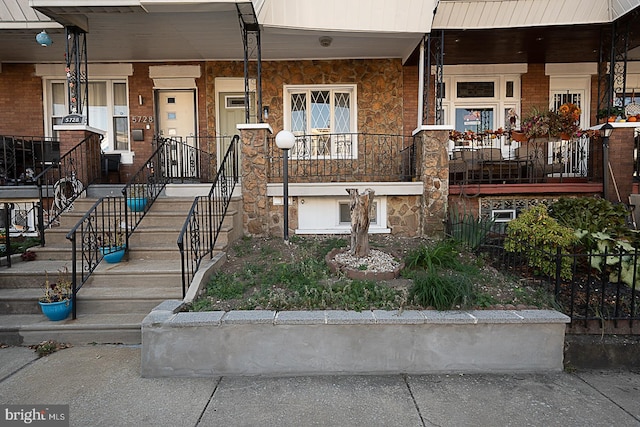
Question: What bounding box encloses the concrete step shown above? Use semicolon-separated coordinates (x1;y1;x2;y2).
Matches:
0;289;41;314
0;260;75;288
76;287;182;315
86;260;183;288
0;313;145;345
26;245;72;261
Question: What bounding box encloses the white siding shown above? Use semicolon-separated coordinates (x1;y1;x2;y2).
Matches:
0;0;55;25
433;0;636;29
258;0;438;33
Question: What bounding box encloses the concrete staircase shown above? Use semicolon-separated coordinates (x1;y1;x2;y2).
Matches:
0;185;242;345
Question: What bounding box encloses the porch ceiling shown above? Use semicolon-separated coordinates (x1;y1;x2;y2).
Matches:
0;1;638;65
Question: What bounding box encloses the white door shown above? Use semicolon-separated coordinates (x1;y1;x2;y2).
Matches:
156;90;197;178
549;90;588;176
218;92;251;169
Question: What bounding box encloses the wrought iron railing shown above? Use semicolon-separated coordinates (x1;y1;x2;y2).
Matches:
0;135;60;186
0;201;41;268
446;216;639;330
1;203;11;267
120;139;172;248
35;133;102;242
177;135;240;297
66;196;126;319
268;133;418;182
154;135;225;184
449;133;592;185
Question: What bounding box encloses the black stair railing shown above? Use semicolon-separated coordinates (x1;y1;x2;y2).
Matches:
177;135;240;297
120;138;172;247
64;136;222;317
35;132;102;244
66;196;126;319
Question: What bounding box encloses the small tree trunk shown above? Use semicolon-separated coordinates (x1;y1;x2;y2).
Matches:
347;188;375;257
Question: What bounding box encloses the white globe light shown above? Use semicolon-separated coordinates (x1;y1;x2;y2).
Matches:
275;130;295;150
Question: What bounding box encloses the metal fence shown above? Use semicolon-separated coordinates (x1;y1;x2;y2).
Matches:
449;134;593;185
446;216;639;330
268;133;418;182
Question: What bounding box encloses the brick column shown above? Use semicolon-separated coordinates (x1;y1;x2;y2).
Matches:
54;125;104;186
416;126;453;237
238;124;273;236
606;125;636;203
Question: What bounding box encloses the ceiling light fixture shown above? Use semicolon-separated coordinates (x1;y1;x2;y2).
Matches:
319;36;333;47
35;30;52;47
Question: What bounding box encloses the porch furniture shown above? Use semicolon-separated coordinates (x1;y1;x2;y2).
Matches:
514;140;564;182
101;153;121;183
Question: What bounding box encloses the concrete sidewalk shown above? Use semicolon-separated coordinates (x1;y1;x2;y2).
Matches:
0;345;639;427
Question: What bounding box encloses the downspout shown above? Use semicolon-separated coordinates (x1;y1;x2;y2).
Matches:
418;36;425;129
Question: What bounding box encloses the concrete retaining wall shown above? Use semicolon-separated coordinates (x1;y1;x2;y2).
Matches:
141;301;570;377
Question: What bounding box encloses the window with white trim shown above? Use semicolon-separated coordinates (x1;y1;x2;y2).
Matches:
338;201;378;226
284;85;357;158
46;79;130;152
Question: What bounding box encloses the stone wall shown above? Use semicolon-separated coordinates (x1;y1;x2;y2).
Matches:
387;195;421;236
418;129;450;237
240;127;270;236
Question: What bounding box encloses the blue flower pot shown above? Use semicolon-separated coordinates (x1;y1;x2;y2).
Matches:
100;245;126;263
127;197;147;212
39;299;72;321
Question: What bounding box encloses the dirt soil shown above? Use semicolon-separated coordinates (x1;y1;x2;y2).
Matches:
210;234;555;311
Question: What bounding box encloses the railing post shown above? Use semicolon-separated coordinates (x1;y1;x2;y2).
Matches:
70;232;77;320
3;203;11;267
554;246;562;296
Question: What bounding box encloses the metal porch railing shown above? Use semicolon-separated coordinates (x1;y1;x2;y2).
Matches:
34;133;102;245
177;135;240;297
268;133;418;182
449;133;593;185
0;135;60;186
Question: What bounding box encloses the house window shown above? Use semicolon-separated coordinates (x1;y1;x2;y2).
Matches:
46;79;130;152
455;107;494;133
338;201;378;225
491;209;516;223
457;82;495;98
284;85;357;158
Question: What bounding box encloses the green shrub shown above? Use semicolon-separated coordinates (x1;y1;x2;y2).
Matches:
409;270;474;310
405;239;461;271
505;204;578;280
549;197;629;237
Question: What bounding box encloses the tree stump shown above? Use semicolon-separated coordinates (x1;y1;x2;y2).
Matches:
347;188;375;257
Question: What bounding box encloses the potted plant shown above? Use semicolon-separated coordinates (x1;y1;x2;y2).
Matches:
39;267;73;321
520;107;561;140
597;106;626;122
126;183;148;212
557;102;582;140
99;228;126;263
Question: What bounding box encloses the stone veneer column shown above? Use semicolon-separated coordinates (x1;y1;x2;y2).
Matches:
416;126;453;237
238;124;273;236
